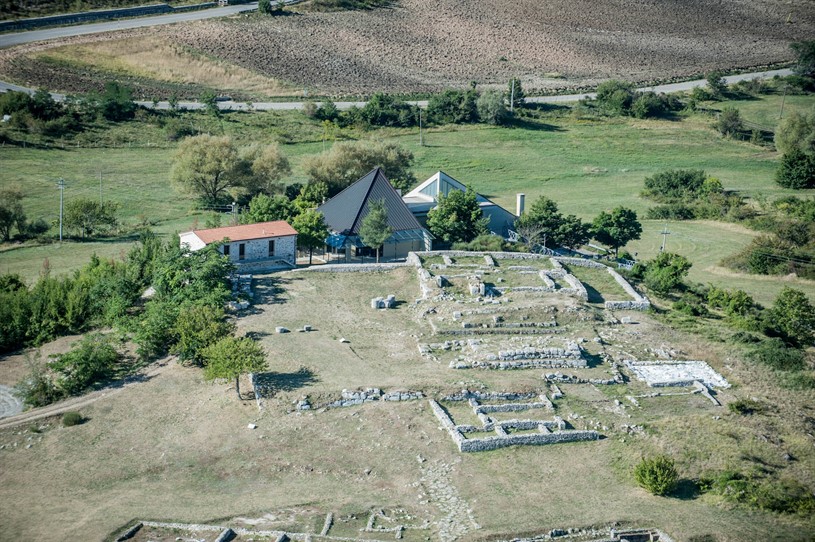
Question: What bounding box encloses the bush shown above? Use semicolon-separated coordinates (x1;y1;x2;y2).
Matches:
642;169;707;202
776;149;815;189
426;89;479;125
646;204;696;220
595;80;635;114
643;252;692;294
634;455;679;496
715;107;743;138
746;339;806;371
49;333;120;396
476;90;510;125
712;471;815;515
630;92;665;119
62;411;84;427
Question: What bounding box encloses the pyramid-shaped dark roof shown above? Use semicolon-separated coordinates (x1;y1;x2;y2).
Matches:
317;167;425;236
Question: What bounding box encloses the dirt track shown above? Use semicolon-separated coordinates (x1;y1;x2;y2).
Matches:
163;0;815;94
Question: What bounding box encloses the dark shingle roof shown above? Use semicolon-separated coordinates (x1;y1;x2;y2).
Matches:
317;168;425;235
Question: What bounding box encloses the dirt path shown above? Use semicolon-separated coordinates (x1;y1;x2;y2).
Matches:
0;385;23;419
0;361;169;430
421;460;480;542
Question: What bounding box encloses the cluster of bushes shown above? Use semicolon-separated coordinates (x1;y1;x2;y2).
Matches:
0;82;137;140
16;333;123;407
702;471;815;515
0;232;162;354
591;80;681;118
642;169;749;221
305;86;514;129
725;196;815;280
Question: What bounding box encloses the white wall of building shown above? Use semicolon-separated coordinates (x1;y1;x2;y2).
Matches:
179;232;206;251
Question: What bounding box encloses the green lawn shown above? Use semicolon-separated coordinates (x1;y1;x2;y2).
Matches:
2;94;814;301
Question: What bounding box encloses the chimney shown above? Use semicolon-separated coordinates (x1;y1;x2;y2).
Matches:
516;193;525;217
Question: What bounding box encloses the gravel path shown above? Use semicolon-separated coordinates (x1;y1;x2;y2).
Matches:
421;460;480;541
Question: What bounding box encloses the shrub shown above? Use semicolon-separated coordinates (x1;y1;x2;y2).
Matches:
715;107;744;138
476;90;510;125
62;411;84;427
776;149;815;189
49;333;120;396
634;455;679;496
630;92;665;119
712;471;815;515
642;169;707;202
770;287;815;347
595;80;634;114
746;339;806;371
643;252;692;294
426;89;479;125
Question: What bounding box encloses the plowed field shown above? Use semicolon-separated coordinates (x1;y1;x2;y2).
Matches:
165;0;815;94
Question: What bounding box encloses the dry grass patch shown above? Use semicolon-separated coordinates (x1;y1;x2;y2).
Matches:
31;33;297;98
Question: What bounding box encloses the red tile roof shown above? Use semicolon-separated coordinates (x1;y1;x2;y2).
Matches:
191;220;297;244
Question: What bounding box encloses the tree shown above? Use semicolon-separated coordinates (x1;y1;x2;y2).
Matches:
242;193;297;224
292;209;328;265
476;90;510;125
706;71;728;97
203;336;268;399
791;40;815;79
0;187;26;242
556;214;591;249
258;0;274;13
716;107;743;138
171;303;235;366
592;207;642;257
100;82;136;122
634;456;679;496
426;186;488;244
359;199;392;263
643;252;692;294
774;109;815;156
64;198;118;239
294;182;328;211
515;196;562;248
152;245;234;307
776;149;815;189
595;80;635;114
507;78;525;111
770;287;815;347
303;140;416;195
171;134;241;203
238;143;291;196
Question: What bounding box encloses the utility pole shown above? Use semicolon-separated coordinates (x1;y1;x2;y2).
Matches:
99;171;103;204
419;109;423;146
57;178;65;242
660;224;671;252
232;201;238;225
510;79;515;113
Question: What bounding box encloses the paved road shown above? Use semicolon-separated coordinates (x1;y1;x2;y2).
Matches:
0;2;260;49
0;68;793;110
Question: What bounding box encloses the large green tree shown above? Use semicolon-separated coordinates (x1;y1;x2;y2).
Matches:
292;209;329;265
774;109;815;156
171;134;241;203
359;199;393;263
0;187;26;242
770;287;815;347
427;187;488;244
64;198;118;239
476;90;510;125
242;193;297;224
238;143;291;196
776;149;815;189
171;304;235;366
515;196;562;248
643;252;692;294
592;207;642;257
303;140;415;195
203;336;268;399
791;40;815;78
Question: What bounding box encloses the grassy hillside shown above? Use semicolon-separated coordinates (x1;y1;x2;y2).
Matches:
1;93;814;304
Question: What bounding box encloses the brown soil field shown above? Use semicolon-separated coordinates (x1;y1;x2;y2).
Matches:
2;0;814;98
156;0;815;94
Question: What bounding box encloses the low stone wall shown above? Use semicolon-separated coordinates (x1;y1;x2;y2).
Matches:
301;262;410;273
458;428;599;452
320;388;424;409
429;399;466;449
556;257;607;269
560;273;588;301
413;250;552;262
443;390;538;402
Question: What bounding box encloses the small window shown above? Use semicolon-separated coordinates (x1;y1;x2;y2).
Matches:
222;244;230;257
238;243;245;260
268;239;275;257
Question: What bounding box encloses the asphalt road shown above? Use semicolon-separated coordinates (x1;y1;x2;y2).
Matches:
0;2;260;49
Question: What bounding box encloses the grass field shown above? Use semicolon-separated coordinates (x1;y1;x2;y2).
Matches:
2;269;814;541
1;93;814;304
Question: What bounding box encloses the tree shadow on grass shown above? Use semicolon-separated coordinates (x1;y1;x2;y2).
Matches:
254;367;319;396
671;478;704;500
247;275;299;310
505;117;564;132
